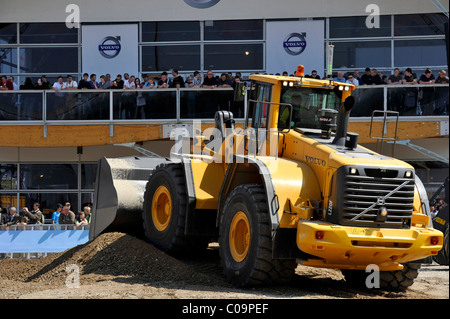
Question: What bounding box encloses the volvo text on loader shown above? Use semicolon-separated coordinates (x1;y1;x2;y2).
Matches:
91;66;443;290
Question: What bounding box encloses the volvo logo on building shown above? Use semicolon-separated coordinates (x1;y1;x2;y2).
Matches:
183;0;220;9
98;36;121;59
283;32;307;56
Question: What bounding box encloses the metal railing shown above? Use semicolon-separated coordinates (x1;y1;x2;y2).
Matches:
0;84;448;127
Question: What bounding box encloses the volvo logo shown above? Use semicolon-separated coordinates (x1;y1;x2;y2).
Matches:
98;36;121;59
377;197;385;205
283;32;307;56
183;0;220;8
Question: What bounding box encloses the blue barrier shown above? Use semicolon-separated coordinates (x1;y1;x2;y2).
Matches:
0;226;89;254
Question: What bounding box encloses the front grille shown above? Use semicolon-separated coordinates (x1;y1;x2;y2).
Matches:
340;169;415;229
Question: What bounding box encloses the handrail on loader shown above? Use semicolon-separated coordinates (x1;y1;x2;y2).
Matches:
369;110;399;157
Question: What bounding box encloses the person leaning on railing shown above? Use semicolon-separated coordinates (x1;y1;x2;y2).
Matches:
58;205;76;225
435;70;449;115
75;211;89;227
2;207;20;227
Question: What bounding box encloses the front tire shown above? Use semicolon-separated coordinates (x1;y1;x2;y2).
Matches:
219;184;296;287
143;163;208;254
342;263;421;290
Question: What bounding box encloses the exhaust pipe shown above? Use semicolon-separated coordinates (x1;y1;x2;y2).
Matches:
332;95;357;148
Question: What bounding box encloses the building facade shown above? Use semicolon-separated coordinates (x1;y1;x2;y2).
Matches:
0;0;448;216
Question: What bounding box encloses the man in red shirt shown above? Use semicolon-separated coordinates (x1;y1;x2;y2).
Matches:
0;76;14;90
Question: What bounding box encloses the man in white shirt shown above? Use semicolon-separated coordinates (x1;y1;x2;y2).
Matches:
64;75;78;90
52;76;66;91
124;75;136;89
345;73;359;86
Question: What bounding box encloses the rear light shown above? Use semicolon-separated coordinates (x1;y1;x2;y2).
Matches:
430;237;439;245
315;231;324;240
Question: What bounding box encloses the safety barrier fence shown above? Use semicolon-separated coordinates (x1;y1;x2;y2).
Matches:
0;224;90;258
0;84;448;126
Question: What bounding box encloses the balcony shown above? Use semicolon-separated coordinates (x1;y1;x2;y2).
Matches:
0;85;448;148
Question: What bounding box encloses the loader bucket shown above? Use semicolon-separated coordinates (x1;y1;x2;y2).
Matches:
90;156;170;241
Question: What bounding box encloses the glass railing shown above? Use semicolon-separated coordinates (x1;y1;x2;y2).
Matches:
0;84;448;123
351;84;449;117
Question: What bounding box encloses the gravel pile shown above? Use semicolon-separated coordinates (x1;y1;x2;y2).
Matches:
0;232;222;287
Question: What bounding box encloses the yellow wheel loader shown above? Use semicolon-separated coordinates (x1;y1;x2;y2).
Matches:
90;66;443;290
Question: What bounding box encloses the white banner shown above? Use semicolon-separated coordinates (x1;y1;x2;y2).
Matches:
81;24;139;77
266;20;324;77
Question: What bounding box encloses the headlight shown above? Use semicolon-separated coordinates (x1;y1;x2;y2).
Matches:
283;81;288;86
349;167;358;175
405;170;413;178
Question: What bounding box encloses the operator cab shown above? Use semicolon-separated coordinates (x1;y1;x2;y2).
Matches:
246;66;356;149
278;85;340;137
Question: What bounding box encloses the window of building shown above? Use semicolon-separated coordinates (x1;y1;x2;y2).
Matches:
204;43;263;70
0;23;17;44
19;23;78;44
20;192;79;217
142;21;200;42
142;45;200;72
19;47;78;74
330;16;391;38
394;39;447;67
20;164;78;190
0;48;18;73
332;41;391;68
204;20;263;40
0;164;17;190
81;164;97;189
394;13;448;36
1;162;96;218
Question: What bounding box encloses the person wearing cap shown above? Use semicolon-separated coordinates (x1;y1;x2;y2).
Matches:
64;202;76;216
65;75;78;90
52;203;63;224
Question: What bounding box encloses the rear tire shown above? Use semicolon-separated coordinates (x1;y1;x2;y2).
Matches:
218;184;296;287
433;225;449;265
143;163;207;254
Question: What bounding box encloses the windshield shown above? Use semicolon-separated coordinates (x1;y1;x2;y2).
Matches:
278;86;340;130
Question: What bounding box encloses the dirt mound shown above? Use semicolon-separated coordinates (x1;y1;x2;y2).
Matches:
0;232;223;287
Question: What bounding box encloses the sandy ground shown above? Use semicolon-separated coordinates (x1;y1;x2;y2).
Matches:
0;232;447;300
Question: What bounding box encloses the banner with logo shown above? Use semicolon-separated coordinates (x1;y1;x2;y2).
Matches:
266;20;324;77
81;24;138;78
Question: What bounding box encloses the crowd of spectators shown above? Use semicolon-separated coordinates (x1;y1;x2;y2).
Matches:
0;202;92;228
0;69;244;92
1;67;448;92
1;67;448;117
295;67;449;87
430;197;448;219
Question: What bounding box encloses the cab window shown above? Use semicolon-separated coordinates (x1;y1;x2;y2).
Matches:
250;83;272;129
278;86;340;130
